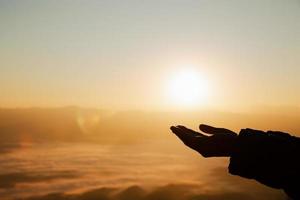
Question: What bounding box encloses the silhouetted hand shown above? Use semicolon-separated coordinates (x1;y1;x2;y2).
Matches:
170;124;237;157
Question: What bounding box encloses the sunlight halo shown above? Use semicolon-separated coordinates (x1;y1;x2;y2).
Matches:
167;68;210;107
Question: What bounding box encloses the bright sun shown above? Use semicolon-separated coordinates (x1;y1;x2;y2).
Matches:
167;69;209;107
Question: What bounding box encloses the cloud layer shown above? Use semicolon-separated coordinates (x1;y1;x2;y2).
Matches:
0;107;295;199
20;183;286;200
0;142;286;200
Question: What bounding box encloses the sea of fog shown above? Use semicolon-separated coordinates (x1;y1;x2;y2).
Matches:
0;141;286;200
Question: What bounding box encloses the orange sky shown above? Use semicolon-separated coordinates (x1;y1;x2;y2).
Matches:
0;0;299;111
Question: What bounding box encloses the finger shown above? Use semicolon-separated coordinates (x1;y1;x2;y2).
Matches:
171;126;205;150
170;126;190;142
176;125;206;137
199;124;237;136
171;126;203;143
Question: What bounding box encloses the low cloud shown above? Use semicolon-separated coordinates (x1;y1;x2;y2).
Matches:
0;143;22;154
19;183;288;200
0;144;288;200
0;171;80;189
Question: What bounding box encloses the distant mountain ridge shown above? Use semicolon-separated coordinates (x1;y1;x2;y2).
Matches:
0;106;299;146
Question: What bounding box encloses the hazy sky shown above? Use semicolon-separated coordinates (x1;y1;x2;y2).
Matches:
0;0;299;110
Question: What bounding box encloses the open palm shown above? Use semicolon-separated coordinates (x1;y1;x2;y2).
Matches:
170;124;237;157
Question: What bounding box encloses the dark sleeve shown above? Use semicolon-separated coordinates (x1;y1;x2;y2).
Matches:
228;128;300;199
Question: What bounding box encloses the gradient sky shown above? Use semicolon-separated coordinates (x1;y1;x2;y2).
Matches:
0;0;299;111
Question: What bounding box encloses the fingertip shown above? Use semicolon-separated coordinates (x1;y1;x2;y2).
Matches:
199;124;204;129
199;124;208;131
170;126;177;132
177;125;186;129
199;124;215;133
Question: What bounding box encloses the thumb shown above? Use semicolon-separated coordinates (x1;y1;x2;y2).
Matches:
199;124;237;136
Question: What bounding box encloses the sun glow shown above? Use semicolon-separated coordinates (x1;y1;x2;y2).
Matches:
167;68;209;107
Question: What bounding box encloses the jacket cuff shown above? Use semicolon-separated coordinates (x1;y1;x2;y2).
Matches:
228;128;295;189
